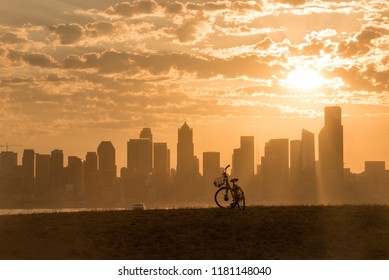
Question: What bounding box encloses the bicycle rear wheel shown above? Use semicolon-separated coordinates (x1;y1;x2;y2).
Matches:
214;187;233;209
235;187;245;210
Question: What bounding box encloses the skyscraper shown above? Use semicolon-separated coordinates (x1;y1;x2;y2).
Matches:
51;149;64;190
176;122;199;197
0;151;17;177
203;152;220;200
126;128;155;201
66;156;83;192
176;122;198;178
35;154;51;191
232;136;254;190
261;138;289;202
22;149;35;192
140;127;153;141
127;139;152;177
290;129;316;203
318;106;344;202
301;129;315;190
97;141;116;188
0;151;18;192
84;152;97;194
153;142;170;198
203;152;220;184
290;139;302;187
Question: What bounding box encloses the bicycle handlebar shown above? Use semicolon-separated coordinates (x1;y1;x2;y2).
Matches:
224;164;230;171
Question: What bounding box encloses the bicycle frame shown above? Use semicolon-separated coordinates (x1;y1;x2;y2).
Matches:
214;165;245;210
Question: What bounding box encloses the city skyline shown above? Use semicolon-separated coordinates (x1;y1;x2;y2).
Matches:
0;0;388;174
1;106;389;207
1;112;388;175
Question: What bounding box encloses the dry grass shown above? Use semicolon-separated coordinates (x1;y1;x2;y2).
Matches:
0;205;389;259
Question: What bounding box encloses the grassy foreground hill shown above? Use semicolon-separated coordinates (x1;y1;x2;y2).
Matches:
0;205;389;259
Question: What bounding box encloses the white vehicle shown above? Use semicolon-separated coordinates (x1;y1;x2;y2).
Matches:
132;203;146;210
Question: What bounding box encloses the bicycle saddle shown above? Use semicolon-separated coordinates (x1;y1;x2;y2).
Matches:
230;178;238;183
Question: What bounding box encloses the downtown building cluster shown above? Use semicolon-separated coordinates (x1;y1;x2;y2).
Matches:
0;106;388;208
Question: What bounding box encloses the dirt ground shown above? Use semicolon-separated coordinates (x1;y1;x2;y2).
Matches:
0;205;388;259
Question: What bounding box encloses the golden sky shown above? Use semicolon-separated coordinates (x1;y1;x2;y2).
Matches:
0;0;388;172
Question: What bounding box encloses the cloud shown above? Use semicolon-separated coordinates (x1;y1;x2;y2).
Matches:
64;50;134;74
22;52;58;68
105;0;159;17
164;2;185;14
271;0;308;6
254;37;274;50
62;48;285;79
174;12;209;43
50;23;84;44
323;64;389;93
0;32;28;44
338;25;388;57
86;21;115;36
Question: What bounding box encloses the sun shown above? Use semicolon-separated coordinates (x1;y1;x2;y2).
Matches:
283;69;324;90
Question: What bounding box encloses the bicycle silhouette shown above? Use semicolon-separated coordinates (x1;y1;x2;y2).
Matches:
213;165;245;210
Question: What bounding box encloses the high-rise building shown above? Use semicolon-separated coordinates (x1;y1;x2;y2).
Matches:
97;141;116;188
0;151;18;192
51;149;64;190
232;136;254;190
0;151;17;177
126;128;155;201
22;149;35;192
301;129;315;189
176;122;199;196
261;139;289;201
153;142;170;197
127;139;152;177
84;152;98;195
290;129;316;203
290;139;302;187
177;122;199;178
318;106;344;202
140;127;153;141
364;161;387;200
66;156;83;192
35;154;51;191
203;152;220;199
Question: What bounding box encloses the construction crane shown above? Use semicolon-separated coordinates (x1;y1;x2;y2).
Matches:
0;143;21;152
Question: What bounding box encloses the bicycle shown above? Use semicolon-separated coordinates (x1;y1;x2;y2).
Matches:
213;165;245;210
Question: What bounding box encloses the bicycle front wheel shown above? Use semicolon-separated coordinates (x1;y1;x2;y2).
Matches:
214;187;234;209
235;187;245;210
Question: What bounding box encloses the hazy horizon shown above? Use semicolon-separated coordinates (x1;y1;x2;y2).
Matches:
0;0;388;173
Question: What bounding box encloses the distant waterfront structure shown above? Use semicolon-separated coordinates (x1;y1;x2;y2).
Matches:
22;149;35;192
35;154;51;191
290;139;302;188
176;122;200;197
84;152;98;198
318;106;344;202
261;138;289;202
97;141;116;188
153;142;171;199
127;128;153;200
66;156;83;192
0;151;17;177
232;136;255;191
364;161;387;200
0;151;18;192
140;127;153;141
203;152;220;200
51;149;64;191
290;129;316;203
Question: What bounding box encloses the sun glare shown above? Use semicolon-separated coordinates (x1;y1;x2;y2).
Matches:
284;69;324;90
